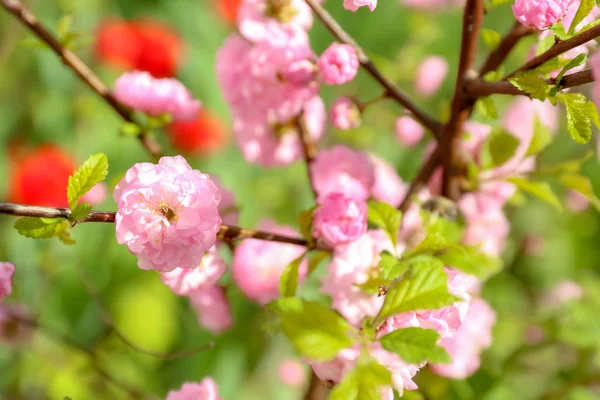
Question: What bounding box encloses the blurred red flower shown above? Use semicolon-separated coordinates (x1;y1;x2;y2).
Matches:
167;111;227;154
95;18;183;78
9;145;76;207
216;0;242;25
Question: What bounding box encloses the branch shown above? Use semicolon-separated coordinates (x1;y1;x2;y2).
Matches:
303;0;443;138
440;0;484;200
0;202;329;249
304;371;329;400
0;0;163;160
465;69;594;97
506;24;600;78
398;148;441;212
297;113;319;199
479;22;534;76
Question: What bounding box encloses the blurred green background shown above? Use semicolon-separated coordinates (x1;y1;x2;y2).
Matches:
2;0;600;399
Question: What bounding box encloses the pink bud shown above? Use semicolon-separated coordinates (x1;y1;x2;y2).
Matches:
415;56;448;97
166;377;222;400
318;43;359;85
279;359;306;387
343;0;378;11
313;193;367;247
395;116;424;147
512;0;574;30
330;97;361;130
566;189;589;213
189;285;233;334
0;262;15;303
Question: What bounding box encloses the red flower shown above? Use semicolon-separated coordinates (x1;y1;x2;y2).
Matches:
216;0;243;25
9;145;76;207
167;111;227;154
95;18;183;78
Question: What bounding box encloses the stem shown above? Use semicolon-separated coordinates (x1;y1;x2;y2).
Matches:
440;0;484;200
398;148;441;212
506;24;600;78
304;371;329;400
303;0;443;138
296;113;319;199
0;202;329;249
479;22;534;76
0;0;163;160
465;69;594;97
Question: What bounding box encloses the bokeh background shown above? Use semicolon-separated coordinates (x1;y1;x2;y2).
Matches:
1;0;600;399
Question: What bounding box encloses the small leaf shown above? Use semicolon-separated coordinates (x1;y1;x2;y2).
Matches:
380;251;409;280
20;37;50;49
119;122;142;137
269;298;357;361
481;29;501;51
487;130;520;167
308;251;330;275
508;71;549;101
406;234;448;258
57;15;73;41
279;253;306;298
558;174;600;210
536;35;556;55
298;207;316;242
550;23;569;40
557;93;597;144
67;153;109;211
329;358;393;400
368;201;401;251
569;0;595;35
70;202;92;221
14;217;73;244
554;53;587;85
437;245;502;280
379;327;451;364
475;97;498;120
507;177;563;210
526;115;553;157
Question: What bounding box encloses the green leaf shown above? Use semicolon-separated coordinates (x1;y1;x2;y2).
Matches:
329;358;393;400
67;153;109;211
557;93;598;144
557;174;600;210
536;35;556;56
526;115;553;157
375;259;459;325
368;201;401;251
57;15;73;41
508;71;549;101
539;151;593;175
14;217;73;244
578;18;600;35
356;277;392;295
20;37;50;49
554;54;587;87
70;202;92;221
481;29;501;51
507;177;563;211
488;130;520;167
406;234;453;258
437;245;502;279
119;122;142;137
279;253;306;298
270;298;357;361
298;207;316;242
379;327;451;364
475;96;498;120
308;251;330;275
380;251;409;280
550;23;569;40
569;0;595;35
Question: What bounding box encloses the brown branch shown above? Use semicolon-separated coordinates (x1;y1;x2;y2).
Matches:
0;0;163;160
297;112;319;199
479;22;534;76
465;69;594;97
303;0;443;138
506;24;600;78
0;202;329;249
440;0;484;200
304;371;329;400
398;148;441;212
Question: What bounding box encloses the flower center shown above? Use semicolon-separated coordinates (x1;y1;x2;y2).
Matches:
272;119;297;138
158;203;177;223
265;0;298;23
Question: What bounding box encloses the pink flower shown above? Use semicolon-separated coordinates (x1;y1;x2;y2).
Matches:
232;221;307;305
330;97;361;130
566;189;590;213
0;304;34;346
113;156;222;272
189;285;233;334
343;0;378;11
318;44;359;85
279;359;306;387
512;0;574;30
160;246;226;296
0;262;15;303
114;71;201;120
313;193;367;247
166;377;222;400
81;183;108;205
395;116;424;147
415;56;448;97
310;145;375;202
431;299;496;379
370;155;408;208
542;280;583;305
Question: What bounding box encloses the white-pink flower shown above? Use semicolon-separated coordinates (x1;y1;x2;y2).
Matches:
542;280;583;305
113;156;222;272
310;145;375;202
313;192;367;247
114;71;201;121
395;116;424;147
512;0;574;30
370;155;408;208
0;262;15;303
431;299;496;379
318;43;360;85
189;285;233;334
343;0;378;11
166;377;222;400
415;56;448;97
232;221;307;305
330;97;361;130
160;246;226;296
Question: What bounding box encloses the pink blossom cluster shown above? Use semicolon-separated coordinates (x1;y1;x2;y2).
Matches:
166;377;222;400
113;71;201;120
0;262;15;303
512;0;575;31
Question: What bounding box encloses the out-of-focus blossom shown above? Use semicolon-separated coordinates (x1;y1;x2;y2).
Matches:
512;0;574;30
566;189;590;213
81;183;108;206
415;56;448;97
113;156;222;272
167;111;227;154
313;193;367;247
318;43;359;85
114;71;201;120
330;97;361;130
189;285;233;334
232;221;307;305
310;145;375;202
395;116;424;147
542;280;583;305
279;359;306;387
0;263;15;303
160;246;226;296
166;377;222;400
344;0;378;11
369;155;408;208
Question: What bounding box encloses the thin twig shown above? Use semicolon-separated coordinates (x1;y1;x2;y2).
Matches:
303;371;329;400
479;22;534;76
398;148;441;212
465;69;594;97
440;0;484;200
303;0;443;138
0;0;163;159
0;202;330;249
296;112;319;199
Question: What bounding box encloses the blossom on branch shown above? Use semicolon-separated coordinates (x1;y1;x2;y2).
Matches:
166;377;222;400
395;116;425;147
318;43;360;85
343;0;378;12
415;56;448;97
0;263;15;303
189;285;233;334
238;0;313;44
512;0;575;31
313;192;367;247
330;97;362;130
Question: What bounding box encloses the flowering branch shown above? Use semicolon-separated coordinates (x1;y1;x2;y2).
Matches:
479;22;534;76
303;0;443;138
0;202;327;249
0;0;163;159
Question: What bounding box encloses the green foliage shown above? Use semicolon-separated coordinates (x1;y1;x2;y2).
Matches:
14;217;74;245
269;298;358;361
367;201;402;252
536;35;556;55
437;245;502;280
557;93;600;144
486;130;520;168
308;251;331;275
119;122;142;137
329;358;393;400
67;153;109;211
298;207;316;243
569;0;596;35
507;177;563;211
508;71;549;101
475;96;498;120
557;174;600;210
379;327;450;364
526;115;553;157
380;251;410;280
279;253;307;297
554;54;587;85
481;29;501;51
69;203;93;222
